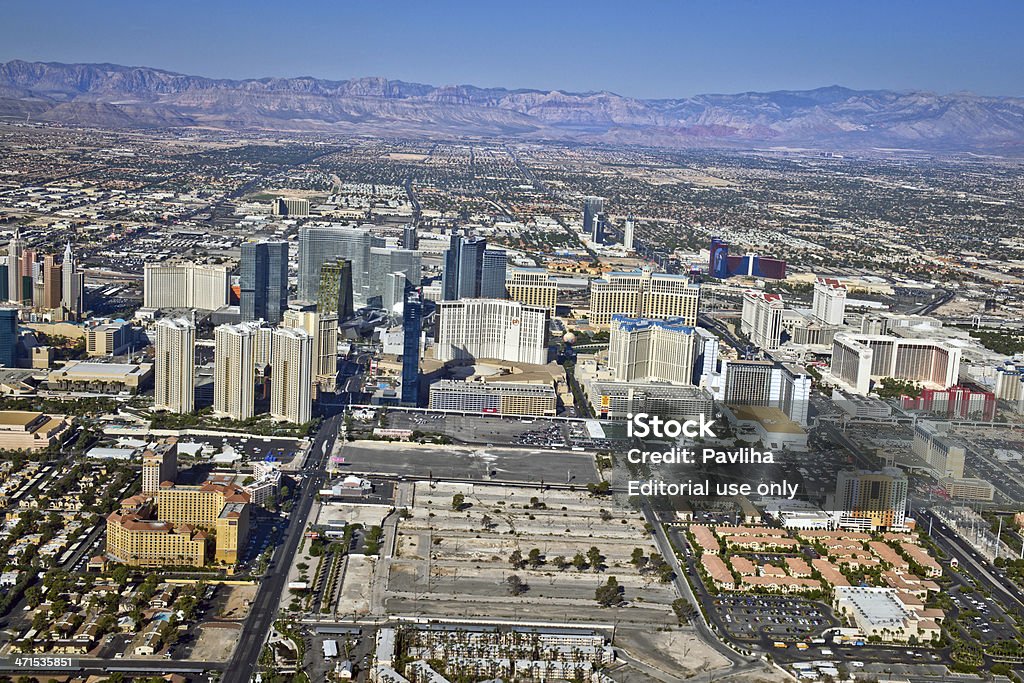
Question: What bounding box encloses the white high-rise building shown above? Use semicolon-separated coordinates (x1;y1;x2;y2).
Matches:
912;421;966;480
693;327;721;387
144;262;230;310
271;327;313;424
436;299;548;365
623;215;635;251
153;317;195;414
830;333;962;396
214;322;258;420
607;316;696;384
6;227;23;305
812;277;847;326
741;290;785;350
589;268;700;326
779;364;812;427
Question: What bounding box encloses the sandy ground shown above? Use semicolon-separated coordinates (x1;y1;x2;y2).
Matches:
934;296;982;317
218;584;257;620
616;627;730;678
189;623;241;662
336;554;374;616
383;481;678;626
317;501;391;528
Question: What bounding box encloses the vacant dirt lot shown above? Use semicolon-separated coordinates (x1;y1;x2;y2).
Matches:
386;482;677;625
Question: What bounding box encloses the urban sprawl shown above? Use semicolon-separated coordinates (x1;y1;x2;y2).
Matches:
0;127;1021;683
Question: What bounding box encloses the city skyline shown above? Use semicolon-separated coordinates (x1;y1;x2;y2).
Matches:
0;3;1021;677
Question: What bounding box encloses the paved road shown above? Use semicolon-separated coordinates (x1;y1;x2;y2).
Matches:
222;414;343;683
921;509;1024;612
0;659;226;674
638;499;756;673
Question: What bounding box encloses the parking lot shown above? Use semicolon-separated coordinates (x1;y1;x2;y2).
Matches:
949;584;1018;644
383;411;620;451
712;595;836;640
956;429;1024;504
335;441;600;486
177;434;309;470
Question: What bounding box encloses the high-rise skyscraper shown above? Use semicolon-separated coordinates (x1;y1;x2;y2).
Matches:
607;316;697;385
32;263;45;309
298;224;381;306
154;317;195;414
589;269;701;326
7;228;23;305
830;333;961;396
441;232;463;301
506;267;558;313
240;241;289;323
144;262;230;310
403;224;418;250
141;440;178;494
436;299;549;365
0;308;17;368
401;289;422;406
271;197;310;217
812;277;847;326
317;259;354;319
41;254;61;310
623;215;635;251
214;322;258;421
283;309;338;394
834;468;909;531
480;249;507;299
61;241;83;320
741;290;785;350
367;247;421;308
441;233;491;301
456;236;486;299
270;327;313;424
593;213;608;244
583;196;605;241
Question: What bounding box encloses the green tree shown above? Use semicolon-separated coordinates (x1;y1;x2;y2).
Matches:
595;576;624;607
572;552;588;570
587;546;603;571
509;549;524;569
506;574;528;596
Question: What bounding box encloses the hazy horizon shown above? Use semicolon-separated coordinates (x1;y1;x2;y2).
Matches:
1;0;1022;99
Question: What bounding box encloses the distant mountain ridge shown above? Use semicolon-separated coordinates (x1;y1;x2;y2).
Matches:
1;59;1023;152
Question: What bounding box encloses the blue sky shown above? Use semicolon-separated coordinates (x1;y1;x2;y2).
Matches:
2;0;1022;98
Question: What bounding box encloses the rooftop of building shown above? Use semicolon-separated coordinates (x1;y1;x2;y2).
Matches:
610;315;694;334
0;410;44;427
50;361;151;377
834;586;915;628
728;405;806;435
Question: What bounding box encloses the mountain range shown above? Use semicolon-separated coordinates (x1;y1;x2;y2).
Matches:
1;59;1023;152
